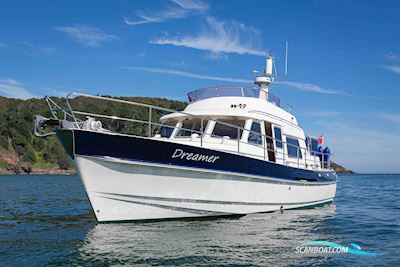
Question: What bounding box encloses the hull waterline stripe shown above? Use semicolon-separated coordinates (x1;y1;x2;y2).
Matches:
97;192;334;206
99;196;230;216
80;155;336;186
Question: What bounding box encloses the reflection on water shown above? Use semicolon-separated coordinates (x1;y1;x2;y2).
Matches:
73;205;337;266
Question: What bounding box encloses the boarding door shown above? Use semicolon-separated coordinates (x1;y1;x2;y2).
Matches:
264;122;276;162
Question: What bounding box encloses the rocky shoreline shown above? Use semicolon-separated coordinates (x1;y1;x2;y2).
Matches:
0;149;76;175
330;161;354;174
0;168;76;175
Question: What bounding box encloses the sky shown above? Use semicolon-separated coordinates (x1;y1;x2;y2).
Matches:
0;0;399;173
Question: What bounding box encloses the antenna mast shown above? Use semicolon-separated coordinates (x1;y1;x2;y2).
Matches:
253;42;289;100
285;41;289;76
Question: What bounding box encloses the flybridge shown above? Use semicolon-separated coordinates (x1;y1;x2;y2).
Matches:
187;43;289;109
187;86;281;107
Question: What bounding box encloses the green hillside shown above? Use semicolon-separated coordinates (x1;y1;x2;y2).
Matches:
0;95;351;174
0;96;186;174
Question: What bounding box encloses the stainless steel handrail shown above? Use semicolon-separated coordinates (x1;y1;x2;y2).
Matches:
64;93;332;170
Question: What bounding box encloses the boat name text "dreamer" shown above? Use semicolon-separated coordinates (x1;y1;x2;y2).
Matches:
172;149;220;163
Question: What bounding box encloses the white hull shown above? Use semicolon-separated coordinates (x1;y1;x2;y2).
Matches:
75;155;337;222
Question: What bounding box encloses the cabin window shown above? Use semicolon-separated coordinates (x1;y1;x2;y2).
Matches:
157;120;177;138
212;119;244;140
286;137;302;158
273;126;283;148
248;121;262;145
176;119;207;137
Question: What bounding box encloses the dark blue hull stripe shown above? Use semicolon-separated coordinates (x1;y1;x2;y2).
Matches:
64;129;337;183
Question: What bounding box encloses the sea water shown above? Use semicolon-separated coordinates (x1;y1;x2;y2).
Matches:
0;174;399;266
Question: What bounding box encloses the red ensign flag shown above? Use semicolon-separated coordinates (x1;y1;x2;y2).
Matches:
318;135;324;145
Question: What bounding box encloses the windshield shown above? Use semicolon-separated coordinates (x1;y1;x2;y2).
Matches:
188;86;281;107
157;120;177;138
176;119;208;137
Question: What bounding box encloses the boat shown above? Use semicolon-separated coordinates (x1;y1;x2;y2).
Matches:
34;53;337;222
